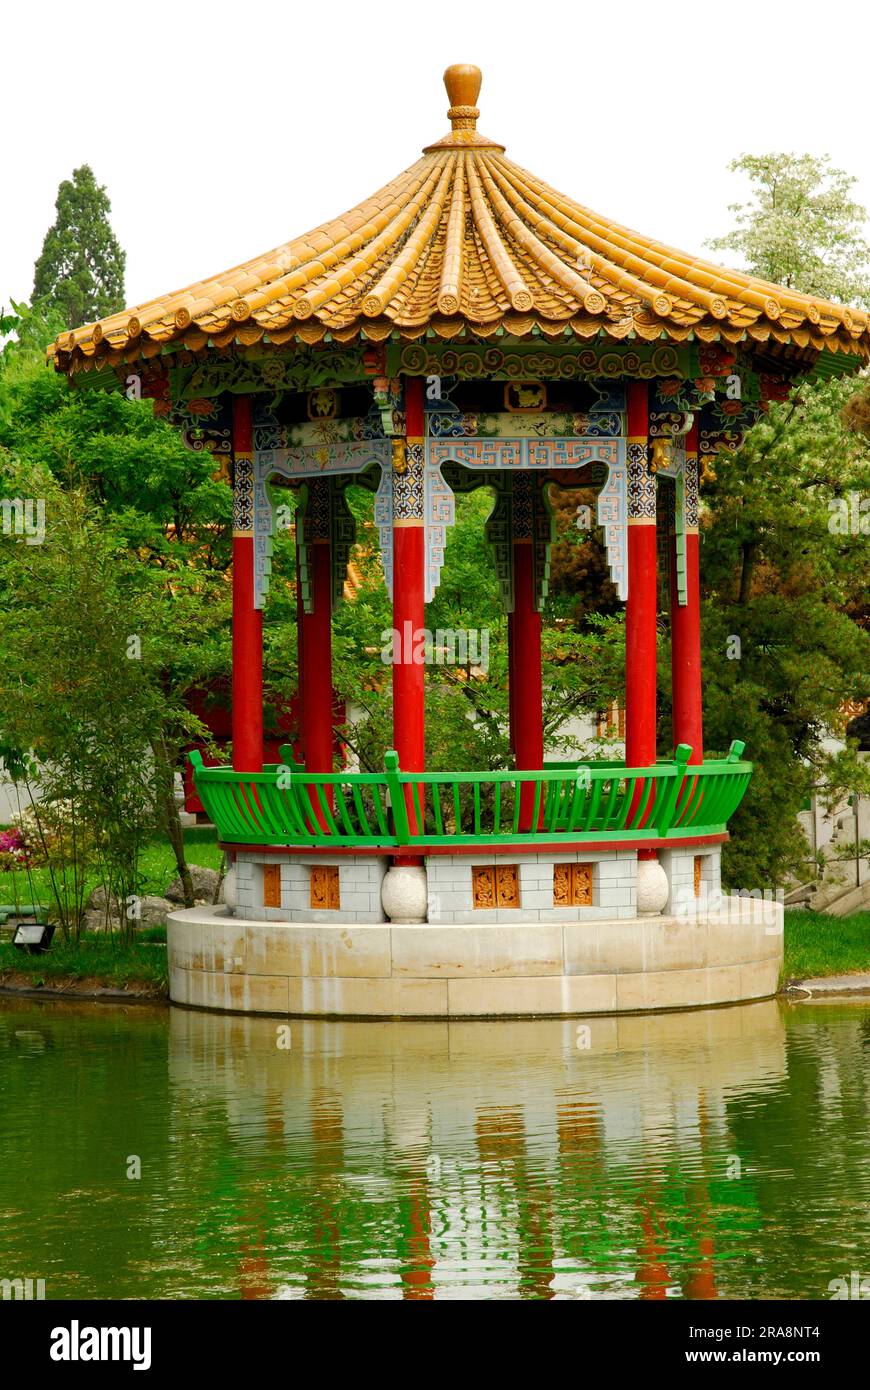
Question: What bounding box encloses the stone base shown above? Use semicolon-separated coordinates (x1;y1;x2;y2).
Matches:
168;898;783;1019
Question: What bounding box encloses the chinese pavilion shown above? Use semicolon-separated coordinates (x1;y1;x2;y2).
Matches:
51;65;870;1017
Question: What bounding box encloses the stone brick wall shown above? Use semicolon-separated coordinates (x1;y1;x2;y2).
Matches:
425;850;638;924
233;853;386;923
659;845;722;917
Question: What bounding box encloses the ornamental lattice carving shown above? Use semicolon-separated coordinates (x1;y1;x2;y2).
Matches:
596;450;628;600
684;453;700;530
627;442;656;520
232;455;254;532
393;441;425;520
483;480;513;612
331;487;358;609
425;461;455;602
428;437;618;471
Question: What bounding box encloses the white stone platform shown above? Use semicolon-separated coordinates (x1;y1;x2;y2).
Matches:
168;900;783;1018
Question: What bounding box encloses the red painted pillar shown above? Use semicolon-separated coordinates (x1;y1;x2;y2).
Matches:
294;534;305;761
300;479;334;774
507;610;516;754
670;423;703;765
231;395;263;772
392;377;426;839
625;382;657;835
512;532;544;826
509;474;545;826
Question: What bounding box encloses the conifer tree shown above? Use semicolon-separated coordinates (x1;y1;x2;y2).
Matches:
33;165;126;327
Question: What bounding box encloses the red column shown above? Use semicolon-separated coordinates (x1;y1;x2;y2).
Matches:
507;610;516;754
509;472;545;827
670;423;703;765
294;536;305;761
300;480;334;774
512;536;544;828
625;381;658;837
625;381;657;771
231;395;263;772
392;378;426;772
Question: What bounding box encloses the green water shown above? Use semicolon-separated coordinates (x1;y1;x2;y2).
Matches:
1;996;869;1300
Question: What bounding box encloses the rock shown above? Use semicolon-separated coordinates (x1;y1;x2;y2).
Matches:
165;864;222;905
82;892;172;930
136;895;173;927
82;908;122;934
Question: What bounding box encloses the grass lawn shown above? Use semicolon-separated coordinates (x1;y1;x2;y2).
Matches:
0;826;221;999
0;932;168;996
783;909;870;981
0;825;222;914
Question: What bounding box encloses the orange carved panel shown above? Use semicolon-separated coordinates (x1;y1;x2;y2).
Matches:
310;864;340;910
694;855;702;898
263;862;281;909
573;863;593;906
472;866;496;909
553;862;571;907
495;864;519;908
472;865;519;909
553;862;593;906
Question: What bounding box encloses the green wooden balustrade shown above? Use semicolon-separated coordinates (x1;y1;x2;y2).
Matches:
189;741;752;848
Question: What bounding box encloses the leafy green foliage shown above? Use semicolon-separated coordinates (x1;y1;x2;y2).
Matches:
0;313;231;933
706;153;870;305
697;154;870;887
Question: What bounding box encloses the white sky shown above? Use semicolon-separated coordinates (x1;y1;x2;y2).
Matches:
3;0;870;313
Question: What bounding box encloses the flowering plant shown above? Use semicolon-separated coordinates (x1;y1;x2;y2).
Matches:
0;824;39;872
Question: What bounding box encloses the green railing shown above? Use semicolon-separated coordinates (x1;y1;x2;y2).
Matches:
190;741;751;848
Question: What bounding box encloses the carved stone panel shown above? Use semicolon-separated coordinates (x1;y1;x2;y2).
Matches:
472;864;520;909
310;865;341;911
263;863;282;909
553;863;593;906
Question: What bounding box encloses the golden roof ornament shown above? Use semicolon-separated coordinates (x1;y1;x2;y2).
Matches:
423;64;505;151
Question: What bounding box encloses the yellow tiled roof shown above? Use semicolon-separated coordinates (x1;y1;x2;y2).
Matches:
50;64;870;373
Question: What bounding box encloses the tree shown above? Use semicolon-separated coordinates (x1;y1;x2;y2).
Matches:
0;307;230;918
0;473;159;940
695;154;870;888
33;165;126;327
706;153;870;306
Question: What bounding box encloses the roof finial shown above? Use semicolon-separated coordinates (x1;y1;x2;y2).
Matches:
444;63;481;132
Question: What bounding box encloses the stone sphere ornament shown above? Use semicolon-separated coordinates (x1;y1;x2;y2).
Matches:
381;865;428;924
636;857;669;916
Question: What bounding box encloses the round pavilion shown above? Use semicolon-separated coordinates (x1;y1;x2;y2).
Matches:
50;65;870;1017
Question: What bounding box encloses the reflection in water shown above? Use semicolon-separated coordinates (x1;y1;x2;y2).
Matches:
1;997;870;1299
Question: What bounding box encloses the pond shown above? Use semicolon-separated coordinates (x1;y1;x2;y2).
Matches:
1;995;869;1299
